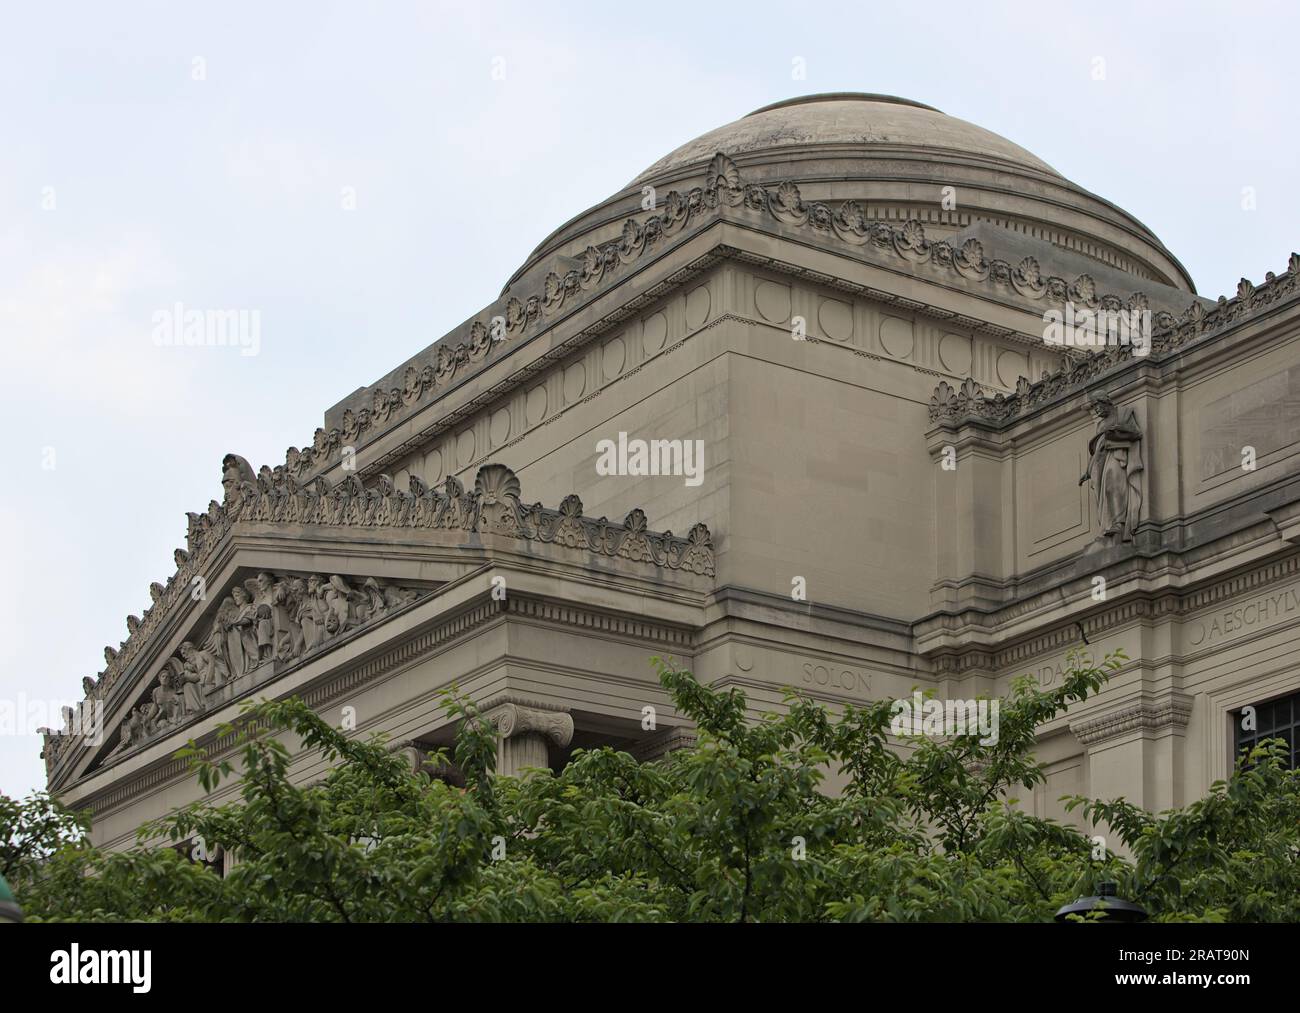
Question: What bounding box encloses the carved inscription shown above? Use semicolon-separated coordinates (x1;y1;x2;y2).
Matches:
801;661;871;695
1186;585;1300;647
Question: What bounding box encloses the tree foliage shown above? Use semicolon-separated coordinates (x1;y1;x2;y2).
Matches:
6;652;1298;922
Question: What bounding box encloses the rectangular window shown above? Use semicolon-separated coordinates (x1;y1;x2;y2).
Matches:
1233;690;1299;770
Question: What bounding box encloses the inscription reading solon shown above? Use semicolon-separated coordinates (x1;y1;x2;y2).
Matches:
801;662;871;695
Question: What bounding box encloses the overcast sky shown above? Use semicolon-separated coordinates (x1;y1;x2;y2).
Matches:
1;0;1296;800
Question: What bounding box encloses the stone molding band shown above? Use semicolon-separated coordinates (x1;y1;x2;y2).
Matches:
1069;695;1194;746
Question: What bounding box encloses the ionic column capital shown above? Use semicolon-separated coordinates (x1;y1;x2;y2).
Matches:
482;699;574;749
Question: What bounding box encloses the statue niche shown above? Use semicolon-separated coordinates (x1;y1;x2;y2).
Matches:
1079;393;1144;544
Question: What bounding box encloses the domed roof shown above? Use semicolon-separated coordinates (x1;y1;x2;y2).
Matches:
504;93;1194;296
632;93;1061;185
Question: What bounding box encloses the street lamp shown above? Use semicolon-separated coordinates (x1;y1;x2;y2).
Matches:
1054;881;1147;922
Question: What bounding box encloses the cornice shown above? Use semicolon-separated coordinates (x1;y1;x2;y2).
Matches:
717;245;1024;344
927;254;1300;429
351;250;727;484
504;595;695;649
925;546;1300;676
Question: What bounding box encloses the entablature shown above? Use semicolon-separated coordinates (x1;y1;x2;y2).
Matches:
916;505;1300;679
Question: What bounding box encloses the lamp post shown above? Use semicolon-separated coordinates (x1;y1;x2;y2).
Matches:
1054;881;1147;923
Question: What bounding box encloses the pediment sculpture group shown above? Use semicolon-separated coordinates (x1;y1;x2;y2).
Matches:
112;570;423;755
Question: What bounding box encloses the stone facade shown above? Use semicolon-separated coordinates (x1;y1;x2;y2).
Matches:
45;94;1300;854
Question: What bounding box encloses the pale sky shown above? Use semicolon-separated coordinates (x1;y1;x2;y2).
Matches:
1;0;1296;800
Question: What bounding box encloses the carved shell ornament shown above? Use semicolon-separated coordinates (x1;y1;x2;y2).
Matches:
475;462;521;505
468;320;492;360
706;151;741;191
1069;274;1098;307
836;199;867;233
776;180;802;213
1015;257;1041;287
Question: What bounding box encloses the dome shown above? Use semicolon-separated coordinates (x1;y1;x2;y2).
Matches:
504;93;1194;296
631;93;1061;185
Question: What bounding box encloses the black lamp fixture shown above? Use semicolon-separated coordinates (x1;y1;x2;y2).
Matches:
1054;881;1147;923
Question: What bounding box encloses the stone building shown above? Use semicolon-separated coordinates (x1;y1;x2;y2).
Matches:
46;93;1300;853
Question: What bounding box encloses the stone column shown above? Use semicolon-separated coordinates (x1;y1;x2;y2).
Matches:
483;701;574;778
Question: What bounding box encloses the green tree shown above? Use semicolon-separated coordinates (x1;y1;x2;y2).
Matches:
7;651;1298;922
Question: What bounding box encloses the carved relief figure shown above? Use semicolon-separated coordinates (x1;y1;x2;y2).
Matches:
1079;393;1144;543
362;577;388;622
297;575;330;650
383;583;419;611
325;575;359;634
165;658;205;716
149;670;182;729
180;641;228;693
248;573;277;663
229;586;264;670
221;453;256;509
118;707;145;752
271;576;305;660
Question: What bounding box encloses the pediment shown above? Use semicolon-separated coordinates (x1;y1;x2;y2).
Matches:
106;570;434;766
45;462;715;789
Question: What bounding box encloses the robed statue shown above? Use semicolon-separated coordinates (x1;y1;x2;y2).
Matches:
1079;393;1144;543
